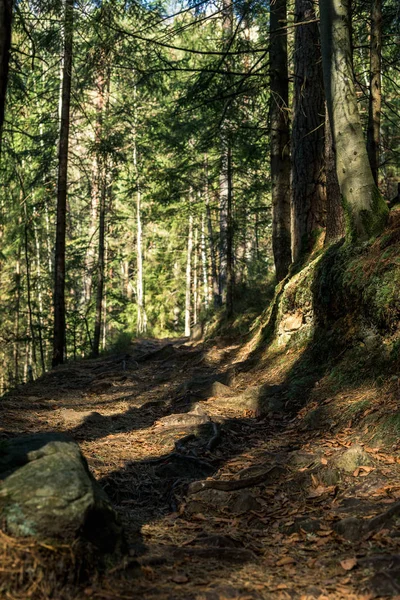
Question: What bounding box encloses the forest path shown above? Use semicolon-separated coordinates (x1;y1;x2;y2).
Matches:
1;338;400;599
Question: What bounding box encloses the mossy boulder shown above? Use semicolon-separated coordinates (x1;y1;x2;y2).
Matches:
0;433;124;552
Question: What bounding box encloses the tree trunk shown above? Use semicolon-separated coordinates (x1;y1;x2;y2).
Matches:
366;0;382;185
201;213;209;310
52;0;74;367
226;144;234;317
13;248;21;384
93;65;111;357
270;0;291;281
204;157;219;307
185;214;193;337
193;225;198;326
0;0;12;154
291;0;326;262
134;86;147;336
319;0;388;240
325;110;345;244
92;161;107;357
219;0;234;311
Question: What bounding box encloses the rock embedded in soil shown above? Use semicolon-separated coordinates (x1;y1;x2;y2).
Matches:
0;433;124;552
331;444;373;473
193;381;231;400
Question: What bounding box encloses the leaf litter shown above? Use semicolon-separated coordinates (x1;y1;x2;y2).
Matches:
0;338;399;598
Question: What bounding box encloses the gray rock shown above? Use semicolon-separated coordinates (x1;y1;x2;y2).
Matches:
332;444;373;473
0;433;124;552
231;492;261;515
333;516;364;541
193;381;231;400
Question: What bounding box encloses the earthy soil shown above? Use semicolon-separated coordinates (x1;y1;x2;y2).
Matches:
1;337;400;599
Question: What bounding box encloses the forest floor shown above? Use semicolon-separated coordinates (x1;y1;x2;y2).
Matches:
1;335;400;600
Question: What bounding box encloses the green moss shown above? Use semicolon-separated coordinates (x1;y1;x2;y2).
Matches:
342;186;389;242
360;186;390;238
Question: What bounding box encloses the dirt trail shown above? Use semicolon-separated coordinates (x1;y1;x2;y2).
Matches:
1;338;400;599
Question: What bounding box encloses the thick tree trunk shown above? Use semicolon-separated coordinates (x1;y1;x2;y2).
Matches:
291;0;326;262
52;0;74;367
319;0;388;240
366;0;382;185
0;0;12;154
325;110;345;244
270;0;291;281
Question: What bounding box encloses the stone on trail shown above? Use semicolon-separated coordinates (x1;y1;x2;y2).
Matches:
0;433;124;552
211;383;285;414
331;444;373;473
193;380;231;400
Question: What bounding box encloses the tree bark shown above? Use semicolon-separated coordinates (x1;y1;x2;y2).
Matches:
134;85;147;335
52;0;74;367
270;0;292;281
366;0;382;185
201;213;209;310
291;0;326;262
219;0;234;312
185;213;193;337
93;66;111;357
0;0;12;154
325;110;345;243
319;0;388;240
204;157;219;307
92;159;107;357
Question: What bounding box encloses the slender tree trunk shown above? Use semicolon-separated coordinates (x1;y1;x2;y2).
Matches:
291;0;326;262
52;0;74;367
0;0;12;154
219;0;234;310
204;157;219;306
102;236;108;351
13;247;21;384
366;0;382;185
193;226;198;326
24;209;37;371
270;0;291;281
226;145;234;317
92;159;107;357
201;213;209;310
185;214;193;337
33;207;46;373
319;0;388;240
92;62;111;357
134;86;147;335
325;110;345;244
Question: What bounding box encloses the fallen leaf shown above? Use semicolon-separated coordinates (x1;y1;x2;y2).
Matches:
340;557;357;571
321;457;328;465
276;556;296;566
317;530;333;537
307;485;336;499
353;466;375;477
